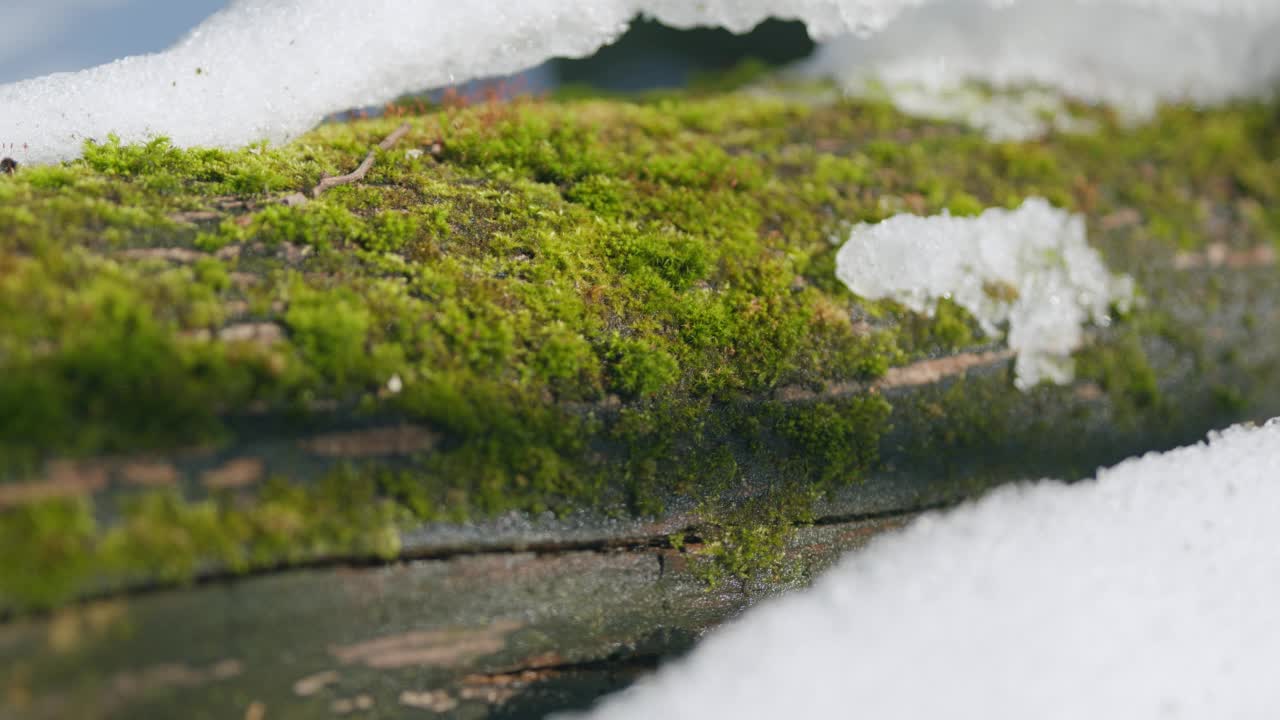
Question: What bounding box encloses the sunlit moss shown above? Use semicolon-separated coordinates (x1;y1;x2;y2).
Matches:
1;84;1277;610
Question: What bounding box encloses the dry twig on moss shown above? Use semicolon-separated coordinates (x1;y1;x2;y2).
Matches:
311;122;412;198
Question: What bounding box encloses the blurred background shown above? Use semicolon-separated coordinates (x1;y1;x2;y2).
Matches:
0;0;227;83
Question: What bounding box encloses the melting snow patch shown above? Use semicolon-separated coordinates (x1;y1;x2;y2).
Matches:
860;84;1093;142
2;0;1280;162
803;0;1280;139
572;419;1280;719
835;198;1134;390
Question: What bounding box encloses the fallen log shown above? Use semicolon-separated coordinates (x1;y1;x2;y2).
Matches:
2;87;1279;718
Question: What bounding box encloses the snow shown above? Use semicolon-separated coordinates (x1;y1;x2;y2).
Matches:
835;198;1134;390
571;419;1280;719
846;84;1093;142
802;0;1280;139
2;0;1279;164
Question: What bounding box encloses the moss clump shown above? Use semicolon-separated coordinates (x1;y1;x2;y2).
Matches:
691;485;819;589
81;135;293;197
0;252;292;471
0;499;98;612
0;469;401;613
774;396;893;484
607;336;681;398
1075;333;1161;422
1;85;1277;610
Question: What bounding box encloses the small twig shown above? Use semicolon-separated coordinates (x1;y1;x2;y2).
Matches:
311;122;412;198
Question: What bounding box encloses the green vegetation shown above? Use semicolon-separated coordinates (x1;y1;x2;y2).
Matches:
2;85;1278;611
691;485;820;589
0;470;400;613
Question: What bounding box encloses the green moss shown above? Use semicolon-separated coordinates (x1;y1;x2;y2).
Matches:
604;227;710;290
2;85;1277;611
947;192;986;217
0;257;268;466
82;135;294;196
774;396;893;484
893;298;982;359
691;485;819;588
193;256;231;292
0;469;403;611
1212;384;1248;414
608;336;681;398
673;395;892;585
283;283;379;387
1075;334;1161;422
0;499;97;612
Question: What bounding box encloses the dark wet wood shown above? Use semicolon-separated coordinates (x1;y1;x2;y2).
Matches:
0;514;910;720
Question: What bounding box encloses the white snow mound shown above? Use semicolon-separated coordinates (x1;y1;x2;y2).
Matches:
573;419;1280;719
3;0;1280;163
835;198;1134;390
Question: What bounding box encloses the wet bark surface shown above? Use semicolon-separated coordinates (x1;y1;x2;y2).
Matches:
1;515;911;720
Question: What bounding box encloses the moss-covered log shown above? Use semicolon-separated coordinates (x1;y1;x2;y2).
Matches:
2;84;1279;718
